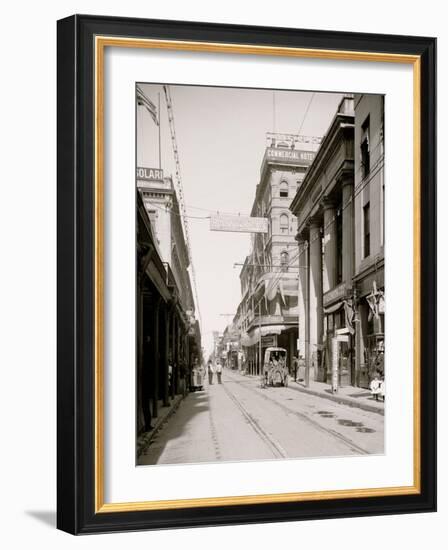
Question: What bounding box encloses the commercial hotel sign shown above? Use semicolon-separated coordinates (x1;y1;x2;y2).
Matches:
266;148;316;163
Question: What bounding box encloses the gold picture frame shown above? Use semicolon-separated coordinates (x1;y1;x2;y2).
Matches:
57;15;436;534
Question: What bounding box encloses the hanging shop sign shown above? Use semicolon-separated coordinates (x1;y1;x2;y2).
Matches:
323;282;347;307
210;214;268;234
261;335;277;347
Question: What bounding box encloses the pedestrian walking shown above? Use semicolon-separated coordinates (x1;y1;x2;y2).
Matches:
379;376;385;401
291;355;299;382
216;359;223;384
297;355;305;382
168;361;173;394
207;359;215;385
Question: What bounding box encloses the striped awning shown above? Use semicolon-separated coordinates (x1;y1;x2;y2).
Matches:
265;277;298;301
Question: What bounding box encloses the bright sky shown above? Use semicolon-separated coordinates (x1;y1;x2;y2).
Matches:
138;84;344;356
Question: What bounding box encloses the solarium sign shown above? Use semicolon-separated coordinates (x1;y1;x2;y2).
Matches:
136;166;164;181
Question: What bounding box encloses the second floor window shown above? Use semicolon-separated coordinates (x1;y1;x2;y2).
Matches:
280;213;289;233
279;181;289;198
361;116;370;178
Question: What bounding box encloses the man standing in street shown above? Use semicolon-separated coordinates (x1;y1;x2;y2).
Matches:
216;359;223;384
207;359;215;385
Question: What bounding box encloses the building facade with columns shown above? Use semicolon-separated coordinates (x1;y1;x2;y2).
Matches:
290;96;356;386
136;84;202;439
237;133;319;376
136;172;201;434
352;94;385;387
137;191;172;434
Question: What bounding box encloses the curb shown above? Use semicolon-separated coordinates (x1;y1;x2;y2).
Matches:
237;372;384;416
137;394;184;458
290;384;384;416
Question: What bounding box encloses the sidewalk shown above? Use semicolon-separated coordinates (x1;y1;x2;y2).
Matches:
137;394;184;458
239;370;384;415
289;378;384;415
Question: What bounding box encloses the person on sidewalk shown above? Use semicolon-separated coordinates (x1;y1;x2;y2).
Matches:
207;359;215;385
215;359;223;384
370;373;381;401
379;376;385;401
168;361;173;395
297;355;305;382
291;355;299;382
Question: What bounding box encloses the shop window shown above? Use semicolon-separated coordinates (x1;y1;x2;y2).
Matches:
279;181;289;198
280;213;289;233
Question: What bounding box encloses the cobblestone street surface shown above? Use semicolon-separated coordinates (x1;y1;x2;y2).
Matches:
138;369;384;465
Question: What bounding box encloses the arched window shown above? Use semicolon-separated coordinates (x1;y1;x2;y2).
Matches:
280;213;289;233
279;181;289;198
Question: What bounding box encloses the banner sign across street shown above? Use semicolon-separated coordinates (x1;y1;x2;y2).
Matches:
210;214;268;234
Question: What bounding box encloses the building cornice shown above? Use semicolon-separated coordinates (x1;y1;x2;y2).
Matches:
290;113;354;216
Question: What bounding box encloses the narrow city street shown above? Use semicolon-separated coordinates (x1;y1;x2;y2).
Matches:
139;369;384;465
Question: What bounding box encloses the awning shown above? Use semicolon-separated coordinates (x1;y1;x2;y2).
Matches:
266;279;277;301
280;279;298;297
241;325;287;347
265;278;298;302
323;301;344;314
240;332;256;346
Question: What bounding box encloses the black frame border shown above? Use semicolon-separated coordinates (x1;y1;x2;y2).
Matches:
57;14;436;535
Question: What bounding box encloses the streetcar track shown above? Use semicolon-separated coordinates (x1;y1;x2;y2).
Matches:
208;406;222;461
222;383;287;459
225;375;370;456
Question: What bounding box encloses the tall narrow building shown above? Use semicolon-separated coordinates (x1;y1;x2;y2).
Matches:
237;133;319;375
352;94;385;388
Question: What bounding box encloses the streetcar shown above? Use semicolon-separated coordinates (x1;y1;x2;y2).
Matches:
262;347;289;387
227;349;239;370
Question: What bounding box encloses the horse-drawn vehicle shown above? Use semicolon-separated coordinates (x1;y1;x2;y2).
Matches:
261;347;289;387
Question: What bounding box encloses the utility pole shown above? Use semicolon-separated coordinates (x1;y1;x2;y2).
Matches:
297;240;310;388
158;92;161;170
163;85;202;329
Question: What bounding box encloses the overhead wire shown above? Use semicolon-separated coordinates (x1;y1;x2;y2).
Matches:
297;92;315;136
163;85;202;328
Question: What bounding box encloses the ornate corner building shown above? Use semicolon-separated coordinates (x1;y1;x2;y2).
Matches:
236;133;320;375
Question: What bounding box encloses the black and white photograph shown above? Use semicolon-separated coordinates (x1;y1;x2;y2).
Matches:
0;0;441;543
136;84;385;466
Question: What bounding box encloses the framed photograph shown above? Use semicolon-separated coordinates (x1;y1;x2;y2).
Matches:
57;14;436;534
